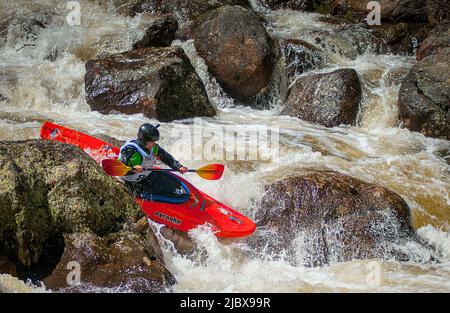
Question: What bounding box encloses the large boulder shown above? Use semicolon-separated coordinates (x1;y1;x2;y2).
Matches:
85;46;216;122
42;229;174;292
0;140;140;267
416;22;450;61
125;0;250;38
281;68;361;127
192;5;276;103
398;49;450;140
0;140;174;290
255;170;436;266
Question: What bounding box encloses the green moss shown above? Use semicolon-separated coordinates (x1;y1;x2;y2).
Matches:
0;140;142;268
314;1;334;15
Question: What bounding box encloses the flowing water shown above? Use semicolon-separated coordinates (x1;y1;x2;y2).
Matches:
0;0;449;292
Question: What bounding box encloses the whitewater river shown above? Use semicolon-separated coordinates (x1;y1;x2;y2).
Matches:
0;0;449;292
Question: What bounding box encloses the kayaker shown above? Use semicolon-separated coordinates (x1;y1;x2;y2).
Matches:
118;123;188;192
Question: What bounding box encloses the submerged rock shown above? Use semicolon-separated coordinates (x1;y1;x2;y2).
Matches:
281;39;323;81
398;49;450;140
281;68;361;127
192;5;276;103
370;23;416;55
85;46;216;122
255;170;436;266
0;140;174;291
0;6;55;49
132;15;178;49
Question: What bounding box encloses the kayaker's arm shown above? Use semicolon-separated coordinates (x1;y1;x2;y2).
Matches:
155;144;184;171
119;147;142;167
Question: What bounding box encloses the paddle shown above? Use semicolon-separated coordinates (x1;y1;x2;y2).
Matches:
101;159;224;180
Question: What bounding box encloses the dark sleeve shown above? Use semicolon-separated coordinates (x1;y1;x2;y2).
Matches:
119;147;140;167
156;145;184;171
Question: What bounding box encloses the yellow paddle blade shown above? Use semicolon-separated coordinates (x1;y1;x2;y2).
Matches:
102;159;132;176
195;164;224;180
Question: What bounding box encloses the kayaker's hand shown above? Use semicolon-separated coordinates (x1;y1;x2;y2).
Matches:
133;165;143;173
179;166;188;174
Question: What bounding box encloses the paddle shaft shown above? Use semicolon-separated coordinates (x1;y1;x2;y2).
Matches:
138;168;216;173
140;168;196;172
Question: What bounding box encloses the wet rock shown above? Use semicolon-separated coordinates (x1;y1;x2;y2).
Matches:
128;0;250;38
426;0;450;25
160;227;195;255
256;0;317;11
85;46;216;122
416;22;450;61
255;170;435;266
342;0;427;22
0;140;174;290
385;67;409;86
42;231;174;292
0;140;141;268
370;23;415;55
192;5;276;103
94;134;125;148
398;49;450;140
311;24;388;59
281;68;361;127
281;39;323;81
132;15;178;49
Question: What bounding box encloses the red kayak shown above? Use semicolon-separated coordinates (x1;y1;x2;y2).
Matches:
40;121;256;238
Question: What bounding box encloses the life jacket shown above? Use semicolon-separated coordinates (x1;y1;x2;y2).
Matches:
118;140;158;182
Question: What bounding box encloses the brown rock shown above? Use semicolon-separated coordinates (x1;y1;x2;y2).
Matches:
0;140;140;268
255;170;436;266
132;15;178;49
398;49;450;140
281;68;361;127
426;0;450;25
42;231;175;292
257;0;317;11
192;5;276;103
129;0;250;38
85;46;216;122
416;22;450;61
385;67;409;86
344;0;427;22
0;140;174;291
